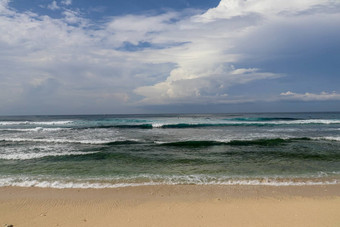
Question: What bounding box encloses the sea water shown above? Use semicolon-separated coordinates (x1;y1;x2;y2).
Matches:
0;112;339;188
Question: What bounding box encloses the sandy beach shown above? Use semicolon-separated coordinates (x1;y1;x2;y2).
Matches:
1;184;340;227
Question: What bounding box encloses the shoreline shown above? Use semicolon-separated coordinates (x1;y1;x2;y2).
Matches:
2;175;339;189
1;184;340;226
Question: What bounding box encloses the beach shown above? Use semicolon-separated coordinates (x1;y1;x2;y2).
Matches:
1;113;340;226
1;184;340;227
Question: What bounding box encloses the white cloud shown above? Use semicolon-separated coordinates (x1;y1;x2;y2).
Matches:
135;67;279;104
132;0;339;104
47;1;60;10
0;0;12;15
0;0;339;114
280;91;340;101
62;10;86;25
196;0;324;22
61;0;72;6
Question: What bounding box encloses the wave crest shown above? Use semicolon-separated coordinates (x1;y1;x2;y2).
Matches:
0;120;73;126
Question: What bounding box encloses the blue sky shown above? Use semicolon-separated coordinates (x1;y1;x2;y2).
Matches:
0;0;339;114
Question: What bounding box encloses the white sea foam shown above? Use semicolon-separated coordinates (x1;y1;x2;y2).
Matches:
0;151;97;160
267;128;300;132
0;121;29;125
0;127;68;132
31;121;73;125
0;175;338;189
0;179;160;189
149;119;340;128
0;120;73;126
0;137;112;144
228;119;340;125
315;136;340;141
282;119;340;124
0;179;337;188
152;123;165;128
0;137;141;145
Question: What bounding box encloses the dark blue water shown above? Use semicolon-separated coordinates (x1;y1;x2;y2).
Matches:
0;112;339;188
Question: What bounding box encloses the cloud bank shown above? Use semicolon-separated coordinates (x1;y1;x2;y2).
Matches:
0;0;339;114
281;91;340;101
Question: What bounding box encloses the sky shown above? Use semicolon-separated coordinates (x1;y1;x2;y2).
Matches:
0;0;339;115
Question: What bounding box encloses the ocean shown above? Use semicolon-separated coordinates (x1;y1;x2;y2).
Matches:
0;112;339;188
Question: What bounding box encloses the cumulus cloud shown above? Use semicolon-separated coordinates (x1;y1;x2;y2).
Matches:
61;0;72;6
135;67;279;104
280;91;340;101
133;0;339;104
196;0;325;22
0;0;339;114
47;1;60;10
62;9;86;25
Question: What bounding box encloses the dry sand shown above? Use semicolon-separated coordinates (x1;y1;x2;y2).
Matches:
1;184;340;227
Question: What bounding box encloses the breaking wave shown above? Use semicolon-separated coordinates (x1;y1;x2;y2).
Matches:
0;151;98;160
0;137;141;145
0;127;68;132
0;120;73;126
0;136;339;147
0;175;338;189
88;119;340;129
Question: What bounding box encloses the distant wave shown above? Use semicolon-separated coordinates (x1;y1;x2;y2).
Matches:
0;151;98;160
114;124;153;129
80;119;340;129
2;118;335;130
223;117;300;121
159;119;340;127
2;118;339;129
158;137;340;147
0;137;141;145
0;120;73;126
1;136;339;147
0;127;69;132
158;140;227;147
316;136;340;142
159;138;311;147
104;140;143;145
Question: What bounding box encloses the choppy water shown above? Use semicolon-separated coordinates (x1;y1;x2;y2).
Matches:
0;112;340;188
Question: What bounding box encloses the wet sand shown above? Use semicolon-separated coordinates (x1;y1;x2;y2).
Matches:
1;184;340;227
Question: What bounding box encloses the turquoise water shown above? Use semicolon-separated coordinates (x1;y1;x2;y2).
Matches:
0;113;339;188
